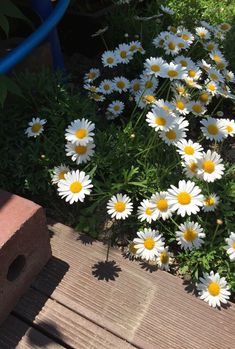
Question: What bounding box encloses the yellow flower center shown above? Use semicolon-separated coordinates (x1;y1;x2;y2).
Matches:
144;95;156;103
166;130;176;140
199;92;209;102
184;146;195;155
192;104;202;113
177;86;185;94
208;282;220;296
157;199;168;212
70;181;82;193
188;70;196;78
113;105;120;111
133;83;140;92
107;57;114;64
145;80;153;88
120;50;127;58
178;42;184;48
168;42;176;50
144;238;155;250
177;192;191;205
155;116;166;126
182;33;189;40
213;55;221;62
103;84;110;90
151;64;160;72
75;128;87;139
59;171;66;180
170;26;177;33
217;62;225;69
130;45;137;52
180;60;188;67
203;160;215;173
226;125;233;133
232;242;235;250
208;83;216;91
160;251;169;264
88;72;96;80
183;228;198;241
199;32;206;38
145;207;153;216
204;197;215;206
176;100;185;110
75;145;87;155
189;162;197;172
162;105;170;111
129;242;137;255
210;73;218;80
159;39;164;46
117;81;125;89
168;70;178;78
114;201;126;212
207;43;214;50
207;124;219;135
31;123;42;133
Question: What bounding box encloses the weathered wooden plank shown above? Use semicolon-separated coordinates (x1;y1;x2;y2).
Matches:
31;221;235;349
0;315;63;349
13;288;136;349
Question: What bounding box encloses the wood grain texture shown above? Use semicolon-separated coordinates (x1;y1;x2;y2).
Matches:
29;221;235;349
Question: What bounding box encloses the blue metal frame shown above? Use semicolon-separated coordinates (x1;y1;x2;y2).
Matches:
0;0;70;74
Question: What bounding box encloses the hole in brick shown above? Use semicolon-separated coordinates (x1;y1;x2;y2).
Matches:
7;255;26;281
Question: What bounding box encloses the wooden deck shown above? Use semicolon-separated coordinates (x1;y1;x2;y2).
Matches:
0;220;234;349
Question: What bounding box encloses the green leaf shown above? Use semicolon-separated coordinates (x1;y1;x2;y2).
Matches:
0;13;9;36
4;76;22;97
0;75;22;107
0;0;32;27
0;79;7;107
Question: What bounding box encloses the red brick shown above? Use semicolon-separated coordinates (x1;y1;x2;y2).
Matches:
0;190;52;325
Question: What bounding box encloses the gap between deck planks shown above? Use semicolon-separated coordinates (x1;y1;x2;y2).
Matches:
1;220;235;349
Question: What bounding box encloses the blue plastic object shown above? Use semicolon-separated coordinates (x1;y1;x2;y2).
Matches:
0;0;70;74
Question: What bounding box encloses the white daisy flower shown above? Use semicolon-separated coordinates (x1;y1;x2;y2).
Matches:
137;199;156;223
126;241;138;260
113;76;130;93
135;91;157;109
128;40;144;54
181;159;199;179
195;27;211;40
166;180;204;217
130;79;141;95
101;50;118;68
197;271;231;308
152;31;169;48
197;150;225;182
160;5;174;15
140;74;159;92
189;100;206;116
224;232;235;261
202;193;220;212
201;117;227;142
220;118;235;137
107;100;125;117
198;59;211;71
164;35;181;56
207;68;224;83
51;164;70;185
209;50;225;64
98;79;114;95
107;193;133;220
203;41;218;52
65;118;95;146
172;95;189;115
218;23;231;32
144;57;166;77
163;62;186;80
159;116;189;145
171;82;188;97
84;84;97;93
224;70;235;83
84;68;100;82
177;28;194;44
176;221;205;250
150;191;172;220
215;58;228;70
187;65;202;80
115;43;133;64
146;106;176;131
184;78;202;90
134;228;165;261
174;56;194;69
90;93;105;102
177;139;203;161
198;91;212;105
156;247;173;271
65;141;95;165
58;170;93;204
205;80;220;96
154;99;174;113
25;117;46;138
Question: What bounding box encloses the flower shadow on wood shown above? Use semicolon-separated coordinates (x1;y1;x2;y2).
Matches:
92;260;122;281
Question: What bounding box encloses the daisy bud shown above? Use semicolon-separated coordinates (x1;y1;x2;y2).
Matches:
124;33;129;38
216;111;224;117
216;219;223;225
135;34;139;39
130;133;135;139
